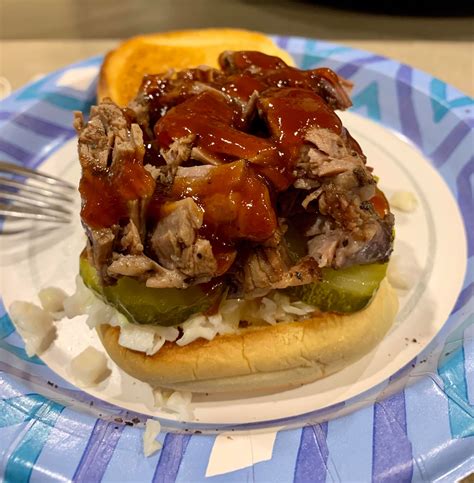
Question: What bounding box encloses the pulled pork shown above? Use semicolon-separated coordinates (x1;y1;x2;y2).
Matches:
75;50;393;298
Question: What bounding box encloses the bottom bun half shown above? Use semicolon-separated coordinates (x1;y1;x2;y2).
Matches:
97;280;398;393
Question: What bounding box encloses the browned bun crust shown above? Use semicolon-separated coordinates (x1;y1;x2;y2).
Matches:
97;280;398;393
97;28;295;106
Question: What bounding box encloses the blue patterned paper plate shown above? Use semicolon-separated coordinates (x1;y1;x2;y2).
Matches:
0;36;473;482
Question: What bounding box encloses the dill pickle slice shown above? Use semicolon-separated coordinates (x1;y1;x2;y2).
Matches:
79;256;223;326
290;263;388;313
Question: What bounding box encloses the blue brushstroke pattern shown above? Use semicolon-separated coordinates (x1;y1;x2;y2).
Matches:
294;423;329;483
3;394;64;483
438;347;474;439
0;312;15;339
430;78;473;123
153;433;192;483
72;419;125;482
372;392;413;482
0;340;45;365
351;81;381;121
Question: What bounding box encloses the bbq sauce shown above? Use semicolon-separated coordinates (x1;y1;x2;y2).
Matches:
252;88;343;190
219;51;289;72
147;160;277;276
218;51;351;108
79;170;127;228
154;85;344;194
79;144;155;229
370;187;391;219
168;160;277;243
155;90;277;164
223;51;347;93
140;68;227;124
82;52;353;240
221;74;267;101
259;88;342;142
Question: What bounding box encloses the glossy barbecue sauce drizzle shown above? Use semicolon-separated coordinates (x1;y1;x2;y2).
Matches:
81;52;381;277
218;51;352;108
144;53;360;274
148;160;277;275
79;129;155;228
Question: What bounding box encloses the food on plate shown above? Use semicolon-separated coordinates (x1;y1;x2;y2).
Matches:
387;252;418;291
9;301;57;357
73;35;397;393
38;286;68;314
69;346;111;386
143;419;162;457
390;190;417;212
153;389;194;419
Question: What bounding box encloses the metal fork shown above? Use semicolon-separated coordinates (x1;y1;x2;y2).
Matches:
0;161;76;224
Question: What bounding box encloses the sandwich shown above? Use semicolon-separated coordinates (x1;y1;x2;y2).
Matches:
74;30;398;393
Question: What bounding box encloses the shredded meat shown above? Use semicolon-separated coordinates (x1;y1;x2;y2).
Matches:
75;99;157;282
150;198;217;280
154;90;277;166
77;51;394;295
306;218;393;269
190;146;224;166
120;220;143;255
107;254;187;288
218;50;352;110
85;226;119;284
160;134;196;167
232;244;320;299
108;254;160;277
287;123;394;269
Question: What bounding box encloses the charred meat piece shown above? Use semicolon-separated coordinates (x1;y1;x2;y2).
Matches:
75;99;155;231
219;51;352;110
149;198;217;281
169;161;277;243
75;99;155;283
230;233;320;299
129;51;352;139
154;90;277;166
107;254;187;288
84;225;119;284
306;217;393;269
290;123;394;269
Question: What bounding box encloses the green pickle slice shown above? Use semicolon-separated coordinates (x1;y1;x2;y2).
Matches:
79;257;223;327
290;263;388;313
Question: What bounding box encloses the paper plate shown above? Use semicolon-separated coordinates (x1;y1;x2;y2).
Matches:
0;36;472;481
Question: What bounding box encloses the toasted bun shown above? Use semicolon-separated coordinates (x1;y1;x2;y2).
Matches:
97;280;398;393
98;28;295;107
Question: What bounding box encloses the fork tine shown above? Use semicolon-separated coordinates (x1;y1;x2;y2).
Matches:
0;161;76;190
0;203;70;224
0;176;75;203
0;187;74;215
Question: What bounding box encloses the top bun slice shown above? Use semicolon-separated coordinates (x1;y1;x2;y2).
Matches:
98;28;295;106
